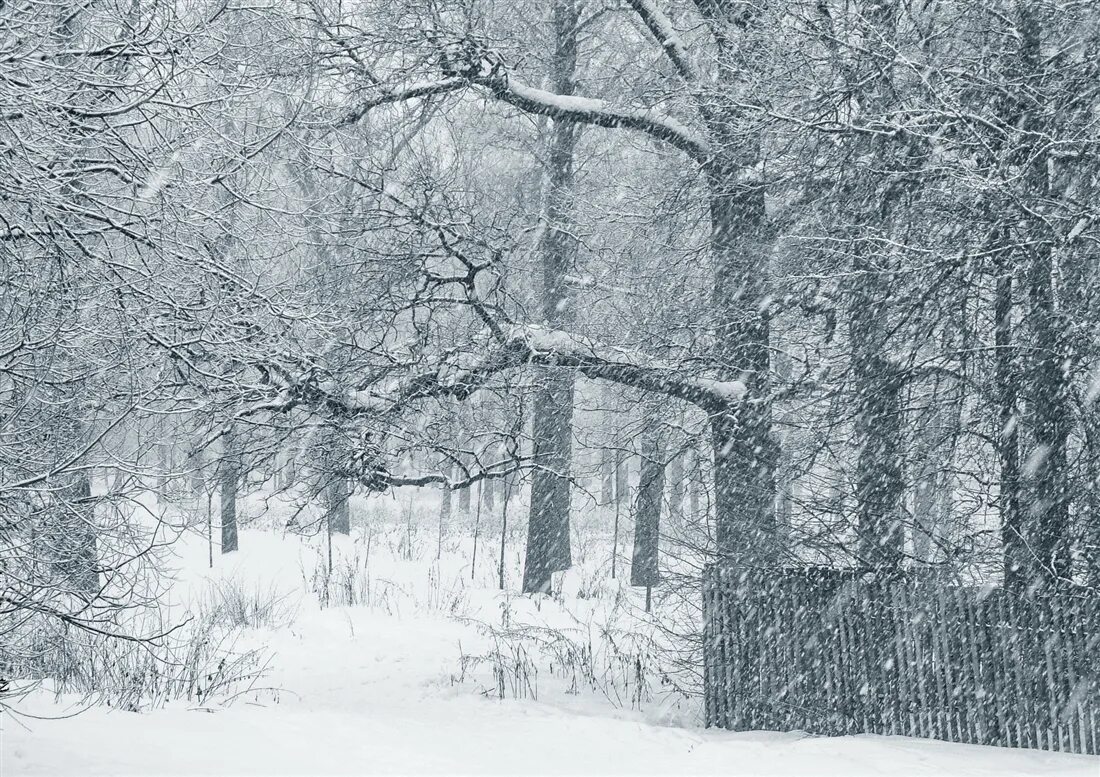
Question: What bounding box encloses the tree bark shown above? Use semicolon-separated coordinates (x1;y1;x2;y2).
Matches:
1015;5;1071;590
850;262;905;573
458;469;472;514
705;163;774;564
600;446;615;506
220;424;239;554
1023;240;1071;586
327;477;351;535
695;4;776;565
843;0;906;575
995;271;1025;592
687;446;701;520
631;427;664;587
522;0;580;594
667;450;684;526
61;471;99;602
773;431;793;552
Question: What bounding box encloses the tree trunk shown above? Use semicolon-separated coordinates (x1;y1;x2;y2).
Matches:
220;424;239;554
710;406;776;564
850;344;905;571
773;431;793;553
705;161;774;564
687;446;701;520
458;452;472;513
62;471;99;602
156;415;171;503
524;376;575;592
1023;240;1071;587
438;478;451;560
611;443;628;579
1084;435;1100;589
522;0;580;594
846;1;906;575
912;376;963;570
695;0;775;569
995;270;1025;591
327;477;351;535
481;449;496;512
666;450;684;526
848;251;905;572
614;445;629;508
631;428;664;587
499;476;511;590
187;439;205;496
600;446;615;506
1015;5;1071;591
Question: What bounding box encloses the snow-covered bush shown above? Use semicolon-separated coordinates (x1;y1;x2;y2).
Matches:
454;593;682;711
199;576;296;630
0;607;269;712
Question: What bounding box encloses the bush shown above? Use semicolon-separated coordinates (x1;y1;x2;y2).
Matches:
199;576;296;630
453;597;680;710
304;535;470;616
0;607;270;712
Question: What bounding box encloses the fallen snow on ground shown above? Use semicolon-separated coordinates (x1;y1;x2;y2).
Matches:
2;509;1097;776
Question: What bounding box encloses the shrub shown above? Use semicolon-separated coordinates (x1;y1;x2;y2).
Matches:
0;607;270;712
199;576;296;630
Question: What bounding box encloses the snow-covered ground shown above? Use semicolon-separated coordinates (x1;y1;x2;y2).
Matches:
2;495;1097;776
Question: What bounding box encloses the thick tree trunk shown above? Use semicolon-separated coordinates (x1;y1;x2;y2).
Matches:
600;446;615;506
61;471;99;602
327;477;351;535
187;438;205;496
631;429;664;587
694;2;776;564
666;450;684;526
912;378;962;569
458;474;472;514
705;161;774;563
848;252;905;571
710;408;775;564
524;375;575;592
522;0;580;594
1023;241;1071;587
220;424;239;554
695;0;775;570
614;445;629;508
846;1;906;575
1084;437;1100;589
1012;5;1071;592
686;446;701;520
773;431;793;552
481;454;496;512
851;351;905;571
995;271;1025;592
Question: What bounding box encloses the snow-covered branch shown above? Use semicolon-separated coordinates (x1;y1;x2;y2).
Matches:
481;77;710;163
340;73;710;163
506;324;744;411
626;0;697;82
339;77;468;125
277;320;744;422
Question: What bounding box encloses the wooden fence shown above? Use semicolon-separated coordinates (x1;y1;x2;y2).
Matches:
702;565;1100;754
